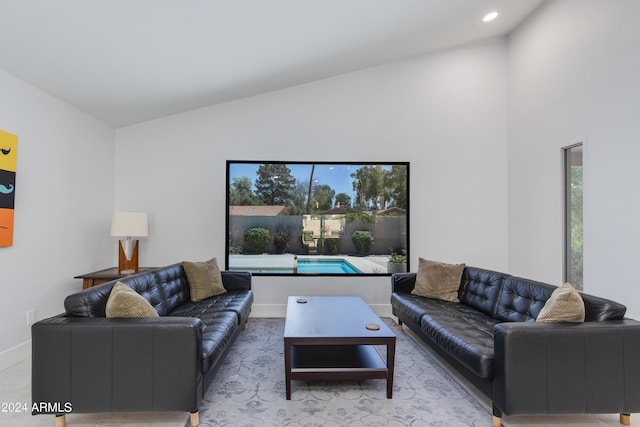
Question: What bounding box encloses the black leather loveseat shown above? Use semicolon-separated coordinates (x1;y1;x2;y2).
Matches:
31;263;253;427
391;266;640;427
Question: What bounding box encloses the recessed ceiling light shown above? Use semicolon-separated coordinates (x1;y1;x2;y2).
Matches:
483;12;498;22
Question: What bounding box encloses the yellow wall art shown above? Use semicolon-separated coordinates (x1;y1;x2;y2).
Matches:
0;130;17;246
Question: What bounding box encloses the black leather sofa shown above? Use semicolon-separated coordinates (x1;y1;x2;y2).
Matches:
31;263;253;427
391;267;640;427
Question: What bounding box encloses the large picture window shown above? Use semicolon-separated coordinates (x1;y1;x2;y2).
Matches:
225;161;409;276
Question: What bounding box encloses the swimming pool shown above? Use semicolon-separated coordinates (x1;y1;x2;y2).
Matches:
297;258;361;274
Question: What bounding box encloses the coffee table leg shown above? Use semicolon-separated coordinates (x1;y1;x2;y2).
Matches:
387;339;396;399
284;340;292;400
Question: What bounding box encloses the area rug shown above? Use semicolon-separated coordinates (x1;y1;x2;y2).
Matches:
193;318;489;426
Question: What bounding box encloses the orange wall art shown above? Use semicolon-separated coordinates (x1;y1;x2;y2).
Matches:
0;130;17;246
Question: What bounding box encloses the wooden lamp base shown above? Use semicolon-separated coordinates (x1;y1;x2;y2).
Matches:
118;239;139;274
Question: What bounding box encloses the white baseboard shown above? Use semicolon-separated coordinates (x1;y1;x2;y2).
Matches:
250;304;287;317
0;340;30;371
250;303;392;318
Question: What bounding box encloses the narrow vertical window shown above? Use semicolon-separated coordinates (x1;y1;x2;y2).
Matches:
564;144;583;290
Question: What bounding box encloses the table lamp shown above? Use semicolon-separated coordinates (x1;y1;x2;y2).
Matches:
110;211;148;274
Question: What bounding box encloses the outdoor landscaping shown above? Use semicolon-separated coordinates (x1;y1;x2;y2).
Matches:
226;162;408;274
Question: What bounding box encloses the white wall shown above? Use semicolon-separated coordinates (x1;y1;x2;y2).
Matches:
2;0;636;369
115;38;509;317
508;0;640;318
0;69;115;369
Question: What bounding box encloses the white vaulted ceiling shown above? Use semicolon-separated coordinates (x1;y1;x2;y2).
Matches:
0;0;542;127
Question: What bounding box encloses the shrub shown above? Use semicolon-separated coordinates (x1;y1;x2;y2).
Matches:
273;225;290;254
324;238;341;255
388;249;407;264
244;227;270;253
228;241;243;254
352;230;374;255
387;249;407;273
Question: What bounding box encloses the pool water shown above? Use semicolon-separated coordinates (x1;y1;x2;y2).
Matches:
297;258;361;274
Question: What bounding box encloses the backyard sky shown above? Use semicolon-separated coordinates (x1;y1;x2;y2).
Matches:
228;162;361;200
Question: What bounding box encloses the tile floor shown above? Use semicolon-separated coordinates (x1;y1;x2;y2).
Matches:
1;349;637;427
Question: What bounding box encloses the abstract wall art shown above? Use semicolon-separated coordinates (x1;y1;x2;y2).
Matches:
0;130;17;246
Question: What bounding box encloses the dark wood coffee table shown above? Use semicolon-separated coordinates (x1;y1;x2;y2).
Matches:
283;296;396;400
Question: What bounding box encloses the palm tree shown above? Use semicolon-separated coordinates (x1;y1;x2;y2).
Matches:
306;164;315;213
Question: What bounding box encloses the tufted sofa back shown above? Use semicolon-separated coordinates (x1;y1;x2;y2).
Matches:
457;266;627;322
65;270;164;317
152;263;191;313
458;267;507;316
64;264;190;317
494;276;554;322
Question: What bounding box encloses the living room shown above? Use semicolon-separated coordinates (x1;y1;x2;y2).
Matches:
1;1;639;426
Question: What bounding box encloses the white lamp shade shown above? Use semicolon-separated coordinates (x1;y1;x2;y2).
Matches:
110;211;148;237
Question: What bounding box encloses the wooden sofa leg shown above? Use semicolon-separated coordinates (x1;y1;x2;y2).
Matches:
190;411;200;426
244;321;248;330
55;414;66;427
397;320;403;331
492;405;502;427
620;413;631;425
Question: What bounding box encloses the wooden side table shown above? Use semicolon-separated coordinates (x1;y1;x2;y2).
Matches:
75;267;158;289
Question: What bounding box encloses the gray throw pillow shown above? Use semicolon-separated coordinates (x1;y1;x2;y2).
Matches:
182;257;226;302
411;258;465;302
106;282;159;318
537;282;585;322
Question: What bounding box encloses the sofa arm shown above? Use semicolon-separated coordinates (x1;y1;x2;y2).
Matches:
493;320;640;417
222;271;252;291
391;272;416;293
32;316;204;415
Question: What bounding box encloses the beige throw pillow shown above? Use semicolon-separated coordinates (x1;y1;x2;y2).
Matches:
411;258;465;302
106;282;159;318
537;282;585;322
182;257;226;302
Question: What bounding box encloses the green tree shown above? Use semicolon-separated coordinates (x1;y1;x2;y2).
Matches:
351;165;407;211
229;176;256;205
286;181;308;215
386;164;408;209
254;163;296;206
351;165;385;210
335;193;351;208
312;184;335;212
